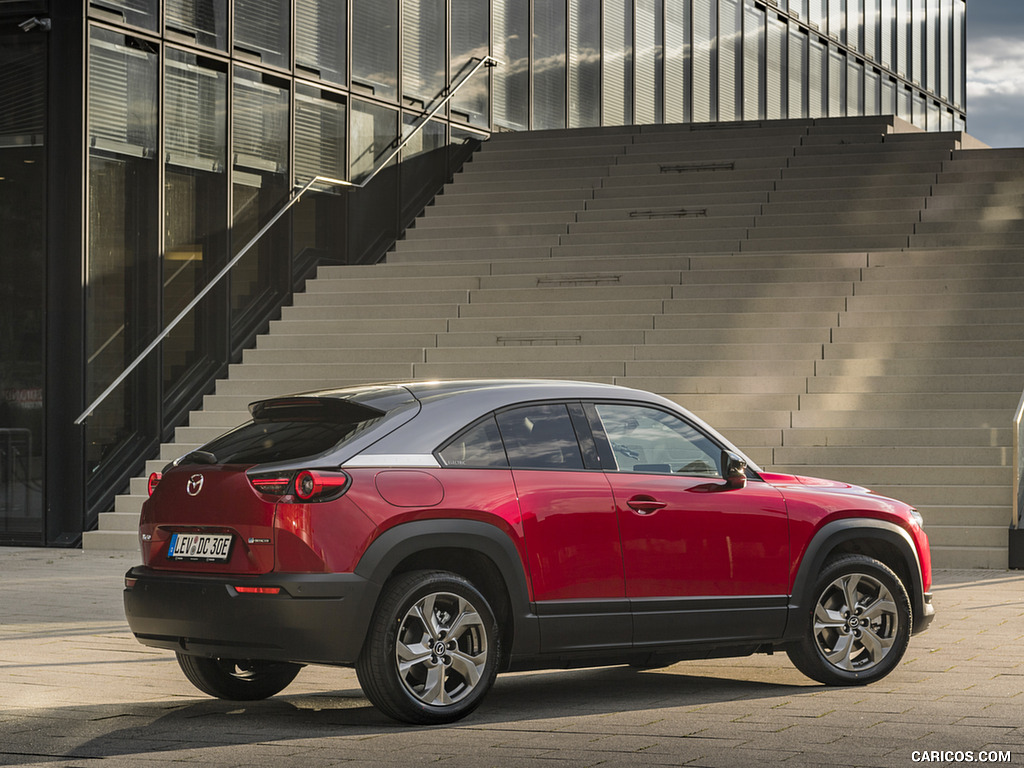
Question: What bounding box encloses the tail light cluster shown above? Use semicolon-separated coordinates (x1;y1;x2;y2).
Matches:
246;469;351;503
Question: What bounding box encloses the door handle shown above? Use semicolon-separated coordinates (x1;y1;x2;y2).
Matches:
626;496;668;515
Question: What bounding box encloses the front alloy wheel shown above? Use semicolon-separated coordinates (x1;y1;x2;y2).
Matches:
357;570;499;724
787;554;912;685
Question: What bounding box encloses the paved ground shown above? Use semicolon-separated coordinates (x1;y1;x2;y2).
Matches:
1;548;1022;768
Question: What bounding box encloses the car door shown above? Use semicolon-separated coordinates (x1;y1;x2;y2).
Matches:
494;402;629;653
586;401;790;647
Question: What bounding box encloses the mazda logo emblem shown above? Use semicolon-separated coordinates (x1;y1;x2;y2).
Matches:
186;474;204;496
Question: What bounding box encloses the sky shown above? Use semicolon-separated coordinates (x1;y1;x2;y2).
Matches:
966;2;1024;147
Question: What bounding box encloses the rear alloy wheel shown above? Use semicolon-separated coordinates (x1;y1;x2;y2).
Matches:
176;653;301;700
357;570;499;724
787;554;912;685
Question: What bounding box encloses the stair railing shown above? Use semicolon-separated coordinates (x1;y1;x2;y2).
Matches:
1014;387;1024;530
75;55;498;426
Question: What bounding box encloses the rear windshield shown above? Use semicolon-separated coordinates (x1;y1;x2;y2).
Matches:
190;397;388;465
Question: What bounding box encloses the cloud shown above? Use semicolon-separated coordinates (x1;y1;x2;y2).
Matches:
967;36;1024;98
966;34;1024;146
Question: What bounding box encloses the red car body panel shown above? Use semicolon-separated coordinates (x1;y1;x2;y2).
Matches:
607;473;791;598
140;466;277;575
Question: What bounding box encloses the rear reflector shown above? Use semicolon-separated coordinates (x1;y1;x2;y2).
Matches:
124;577;138;589
233;586;282;595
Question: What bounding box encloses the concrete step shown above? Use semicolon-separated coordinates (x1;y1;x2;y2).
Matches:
806;373;1024;394
559;227;750;246
838;307;1023;328
393;234;558;253
847;291;1024;312
739;235;909;252
634;342;824;360
551;240;743;258
446;314;655;333
292;288;470;306
831;323;1024;343
782;427;1012;447
773;444;1007;467
815;356;1024;376
267;317;449;335
388;246;554;262
616;375;809;394
791;408;1012;429
438;329;646;347
258;332;439;349
404;223;569;241
824;340;1024;359
799;391;1020;411
768;183;933;203
81;530;139;551
243;347;426;365
655;310;842;329
279;303;462;320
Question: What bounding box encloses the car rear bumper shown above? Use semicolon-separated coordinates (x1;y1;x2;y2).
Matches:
123;566;378;665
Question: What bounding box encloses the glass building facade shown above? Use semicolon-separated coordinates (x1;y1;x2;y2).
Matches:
0;0;966;545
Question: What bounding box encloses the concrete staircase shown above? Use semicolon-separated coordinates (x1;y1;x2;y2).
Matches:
84;116;1023;569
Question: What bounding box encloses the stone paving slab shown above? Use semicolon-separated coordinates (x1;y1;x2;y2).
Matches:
1;548;1023;767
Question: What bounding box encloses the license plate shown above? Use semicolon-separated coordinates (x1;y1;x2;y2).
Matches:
167;532;233;562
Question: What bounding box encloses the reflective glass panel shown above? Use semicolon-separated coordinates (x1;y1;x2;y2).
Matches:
86;27;160;476
352;0;399;101
451;0;490;127
230;67;289;330
533;0;567;130
743;0;766;120
403;0;446;106
810;36;827;118
767;13;787;119
293;87;347;281
296;0;348;86
351;99;398;183
234;0;290;69
719;0;741;122
166;0;228;50
692;0;717;122
90;0;158;31
635;0;663;125
602;0;633;126
665;0;686;123
569;0;601;128
0;30;46;540
163;49;227;400
493;0;529;130
789;27;808;119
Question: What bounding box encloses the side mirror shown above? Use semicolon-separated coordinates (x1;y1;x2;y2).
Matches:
721;450;747;489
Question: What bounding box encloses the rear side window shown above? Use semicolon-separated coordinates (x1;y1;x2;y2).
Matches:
437;416;509;468
495;403;585;470
196;398;385;465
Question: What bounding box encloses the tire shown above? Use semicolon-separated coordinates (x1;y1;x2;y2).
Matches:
176;653;301;701
787;554;912;686
356;570;500;725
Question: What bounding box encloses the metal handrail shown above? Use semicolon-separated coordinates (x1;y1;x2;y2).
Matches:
75;56;497;426
1014;388;1024;529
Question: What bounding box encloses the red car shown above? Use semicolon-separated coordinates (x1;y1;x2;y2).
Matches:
124;380;933;724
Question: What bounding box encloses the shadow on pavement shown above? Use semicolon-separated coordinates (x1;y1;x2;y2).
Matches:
4;665;816;763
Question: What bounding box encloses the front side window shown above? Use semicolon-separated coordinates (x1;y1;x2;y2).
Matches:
594;404;721;477
495;404;584;470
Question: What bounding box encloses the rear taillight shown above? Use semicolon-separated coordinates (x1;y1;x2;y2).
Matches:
147;473;162;496
247;471;294;497
293;469;350;502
